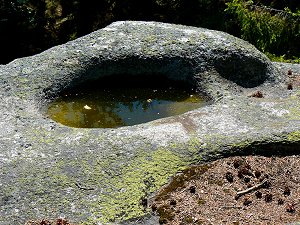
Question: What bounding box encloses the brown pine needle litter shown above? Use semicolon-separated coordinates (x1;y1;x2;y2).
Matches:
149;155;300;225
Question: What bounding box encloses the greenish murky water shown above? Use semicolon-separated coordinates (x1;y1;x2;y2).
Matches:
47;76;206;128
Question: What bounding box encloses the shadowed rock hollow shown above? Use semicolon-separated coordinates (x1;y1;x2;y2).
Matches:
0;21;299;225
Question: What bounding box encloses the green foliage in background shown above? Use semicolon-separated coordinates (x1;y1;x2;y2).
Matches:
0;0;227;63
225;0;300;59
265;52;300;64
0;0;300;63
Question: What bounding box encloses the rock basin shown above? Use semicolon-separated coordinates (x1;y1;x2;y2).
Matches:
0;21;300;224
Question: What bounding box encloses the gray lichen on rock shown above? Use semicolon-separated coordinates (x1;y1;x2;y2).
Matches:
0;21;299;224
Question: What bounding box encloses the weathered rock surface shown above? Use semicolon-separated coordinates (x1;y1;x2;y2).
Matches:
0;21;299;224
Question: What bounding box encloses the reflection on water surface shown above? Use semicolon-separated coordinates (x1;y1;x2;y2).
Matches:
47;77;206;128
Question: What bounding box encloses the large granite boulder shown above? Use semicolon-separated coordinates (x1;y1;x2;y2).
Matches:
0;21;299;224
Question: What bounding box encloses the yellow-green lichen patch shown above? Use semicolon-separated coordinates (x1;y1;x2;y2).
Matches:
143;35;158;44
284;96;300;120
287;131;300;142
186;137;202;153
87;148;187;224
230;140;253;150
287;106;300;121
26;126;57;145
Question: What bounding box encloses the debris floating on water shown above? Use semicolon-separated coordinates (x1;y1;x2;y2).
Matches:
84;105;92;110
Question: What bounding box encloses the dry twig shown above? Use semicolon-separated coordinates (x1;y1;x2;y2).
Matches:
236;179;268;198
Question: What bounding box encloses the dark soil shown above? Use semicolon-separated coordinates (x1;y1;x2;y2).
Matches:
25;218;75;225
150;155;300;225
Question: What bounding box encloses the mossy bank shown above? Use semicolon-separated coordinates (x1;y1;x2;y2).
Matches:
0;21;299;224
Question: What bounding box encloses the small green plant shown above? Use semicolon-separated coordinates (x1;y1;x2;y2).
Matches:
265;52;300;63
225;0;300;60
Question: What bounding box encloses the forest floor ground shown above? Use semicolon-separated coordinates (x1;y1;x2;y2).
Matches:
150;155;300;225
